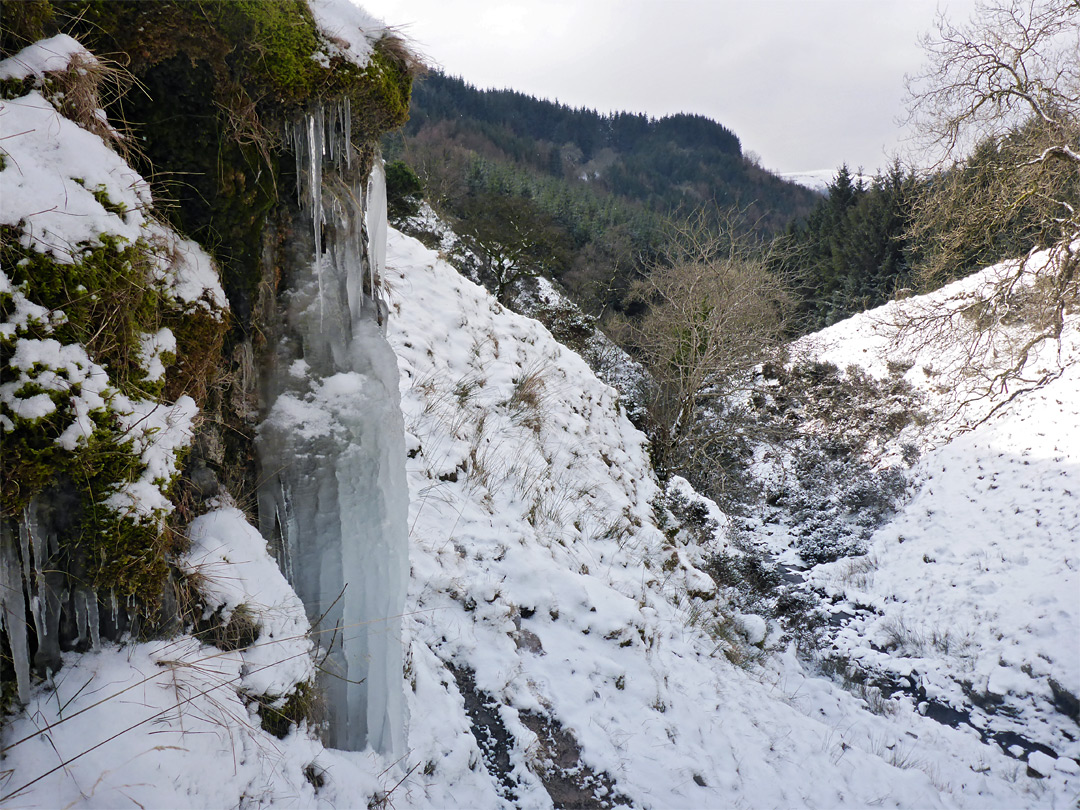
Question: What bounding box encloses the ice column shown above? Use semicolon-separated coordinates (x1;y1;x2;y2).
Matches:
259;104;407;755
0;521;31;704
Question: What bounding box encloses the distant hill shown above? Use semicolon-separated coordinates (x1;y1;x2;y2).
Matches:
399;73;817;231
385;72;819;314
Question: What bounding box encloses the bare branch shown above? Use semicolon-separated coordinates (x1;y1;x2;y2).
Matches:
621;208;794;477
898;1;1078;419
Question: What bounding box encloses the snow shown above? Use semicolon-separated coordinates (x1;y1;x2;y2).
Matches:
0;270;62;340
380;224;1075;808
1;43;224;314
1057;757;1080;775
736;612;768;645
307;0;388;69
780;169;836;192
146;222;228;313
4;21;1078;807
0;43;226;465
7;214;1076;809
1;33;233;759
0;34;91;81
182;506;316;698
1;641;329;809
104;395;199;521
793;249;1080;765
0;335;111;446
137;327;176;383
794;248;1076;428
0;90;150;260
1029;751;1057;777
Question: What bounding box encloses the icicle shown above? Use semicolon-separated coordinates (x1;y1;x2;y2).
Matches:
17;510;31;600
366;155;388;319
17;514;32;639
344;98;352;169
265;102;407;755
290;120;301;204
327;103;336;163
0;521;31;704
74;586;88;644
356;180;369;317
277;480;294;585
308;112;324;323
285;101;364;328
21;501;61;673
26;506;47;643
86;588;100;649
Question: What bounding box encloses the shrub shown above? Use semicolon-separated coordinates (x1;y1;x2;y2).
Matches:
385;159;424;220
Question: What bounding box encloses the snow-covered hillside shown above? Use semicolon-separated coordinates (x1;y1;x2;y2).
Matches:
378;228;1078;808
7;213;1076;807
791;252;1080;777
2;25;1076;803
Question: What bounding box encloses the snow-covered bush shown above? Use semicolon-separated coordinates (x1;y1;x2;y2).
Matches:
732;358;928;563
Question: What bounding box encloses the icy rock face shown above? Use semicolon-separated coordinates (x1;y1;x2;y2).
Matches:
257;104;407;755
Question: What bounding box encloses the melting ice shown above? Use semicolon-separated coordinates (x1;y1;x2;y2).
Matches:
258;103;407;754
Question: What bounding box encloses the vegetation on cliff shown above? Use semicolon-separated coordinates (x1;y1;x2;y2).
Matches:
0;0;416;690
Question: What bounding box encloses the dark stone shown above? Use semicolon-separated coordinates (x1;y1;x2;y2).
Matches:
448;664;520;803
187;459;220;501
1048;677;1080;721
518;708;632;809
515;629;544;655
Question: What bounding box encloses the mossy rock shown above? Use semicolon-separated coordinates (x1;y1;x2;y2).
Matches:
1;219;223;605
3;229;169;397
37;1;412;335
2;0;414;622
81;510;171;602
255;679;323;739
63;0;411;117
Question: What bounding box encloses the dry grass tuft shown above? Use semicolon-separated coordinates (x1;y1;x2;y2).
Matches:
46;50;142;164
375;28;427;80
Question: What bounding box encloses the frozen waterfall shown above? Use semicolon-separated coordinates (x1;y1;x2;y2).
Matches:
257;104;408;755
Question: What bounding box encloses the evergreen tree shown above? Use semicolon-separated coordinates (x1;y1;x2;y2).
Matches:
779;164;918;331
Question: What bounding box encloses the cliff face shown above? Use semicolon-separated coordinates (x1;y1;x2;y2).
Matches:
1;1;415;754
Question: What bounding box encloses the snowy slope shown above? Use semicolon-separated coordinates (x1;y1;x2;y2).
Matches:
814;370;1080;758
381;227;1074;808
3;29;1075;800
5;218;1074;807
787;251;1080;777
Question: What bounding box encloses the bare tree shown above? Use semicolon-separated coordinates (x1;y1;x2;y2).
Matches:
900;0;1079;418
454;194;569;305
618;209;793;478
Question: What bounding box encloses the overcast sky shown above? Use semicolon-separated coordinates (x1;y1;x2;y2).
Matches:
358;0;980;177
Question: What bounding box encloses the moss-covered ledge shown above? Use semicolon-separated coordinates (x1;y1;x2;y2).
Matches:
2;1;414;336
